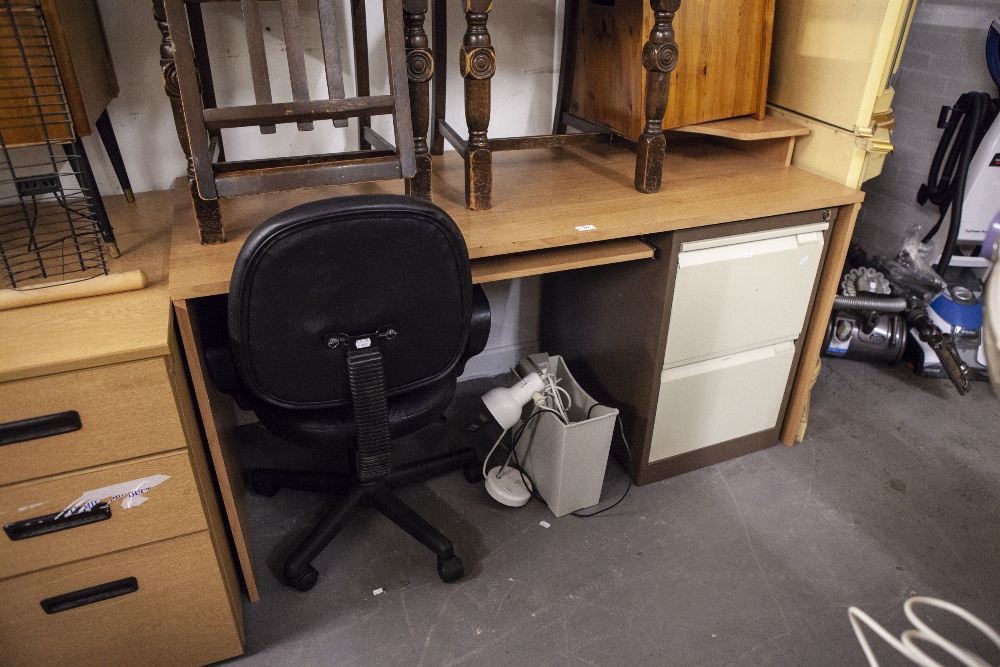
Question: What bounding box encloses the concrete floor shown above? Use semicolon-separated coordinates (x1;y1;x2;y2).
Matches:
224;360;1000;666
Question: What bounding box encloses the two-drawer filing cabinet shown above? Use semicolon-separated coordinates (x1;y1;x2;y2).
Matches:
542;208;835;485
0;191;244;666
648;221;827;463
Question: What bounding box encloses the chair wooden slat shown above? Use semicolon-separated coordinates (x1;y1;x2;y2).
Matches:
215;155;402;197
202;95;396;130
278;0;313;131
240;0;276;134
159;0;418;242
317;0;348;128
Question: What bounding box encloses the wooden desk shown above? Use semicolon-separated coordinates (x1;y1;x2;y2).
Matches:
0;193;243;665
167;137;862;599
170;137;859;294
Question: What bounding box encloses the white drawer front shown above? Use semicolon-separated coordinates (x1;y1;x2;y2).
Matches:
664;223;825;367
649;342;795;463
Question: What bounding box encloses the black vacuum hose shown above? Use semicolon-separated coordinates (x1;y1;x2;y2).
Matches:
917;91;998;276
989;17;1000;95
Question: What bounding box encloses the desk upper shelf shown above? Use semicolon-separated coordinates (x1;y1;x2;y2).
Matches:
168;138;863;301
0;192;175;383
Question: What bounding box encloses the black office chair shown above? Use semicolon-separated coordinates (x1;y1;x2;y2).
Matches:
198;194;491;591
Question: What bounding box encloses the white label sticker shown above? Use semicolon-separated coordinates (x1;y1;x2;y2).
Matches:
356;338;371;349
575;225;597;232
57;475;171;518
373;588;384;596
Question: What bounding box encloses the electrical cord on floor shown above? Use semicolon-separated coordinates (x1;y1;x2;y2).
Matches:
849;597;1000;667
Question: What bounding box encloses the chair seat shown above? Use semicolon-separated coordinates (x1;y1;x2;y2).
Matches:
250;378;456;449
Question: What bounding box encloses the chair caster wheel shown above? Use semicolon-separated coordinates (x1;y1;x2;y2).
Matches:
250;471;280;497
437;556;464;583
286;565;319;591
463;461;484;484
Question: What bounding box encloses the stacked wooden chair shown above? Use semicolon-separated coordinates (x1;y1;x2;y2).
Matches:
153;0;425;243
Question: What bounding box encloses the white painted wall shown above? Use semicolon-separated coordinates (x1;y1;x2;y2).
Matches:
83;0;566;378
83;0;564;194
852;0;999;257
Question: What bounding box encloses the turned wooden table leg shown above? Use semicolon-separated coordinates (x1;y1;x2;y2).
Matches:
635;0;680;195
404;0;433;201
153;0;224;244
460;0;495;210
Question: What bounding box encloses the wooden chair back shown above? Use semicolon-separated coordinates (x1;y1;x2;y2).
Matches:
161;0;415;202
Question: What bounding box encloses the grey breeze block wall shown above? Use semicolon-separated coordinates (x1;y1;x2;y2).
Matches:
852;0;999;259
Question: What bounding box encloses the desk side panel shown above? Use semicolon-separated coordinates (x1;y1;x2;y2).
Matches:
781;202;861;444
166;317;246;638
173;299;259;602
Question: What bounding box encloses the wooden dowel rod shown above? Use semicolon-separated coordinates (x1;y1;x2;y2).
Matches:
0;270;148;311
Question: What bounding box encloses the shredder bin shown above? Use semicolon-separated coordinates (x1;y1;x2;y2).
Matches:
513;355;618;518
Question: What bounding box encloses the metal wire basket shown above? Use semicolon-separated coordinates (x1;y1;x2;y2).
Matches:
0;0;111;289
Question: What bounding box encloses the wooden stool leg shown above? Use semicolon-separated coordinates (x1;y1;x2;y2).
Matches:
153;0;224;244
404;0;433;201
94;110;135;204
429;0;446;156
460;0;494;210
634;0;680;195
62;138;120;258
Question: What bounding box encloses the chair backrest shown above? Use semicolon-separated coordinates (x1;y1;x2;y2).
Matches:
162;0;415;200
228;194;473;411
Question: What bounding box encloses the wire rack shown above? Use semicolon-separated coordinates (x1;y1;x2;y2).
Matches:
0;0;109;289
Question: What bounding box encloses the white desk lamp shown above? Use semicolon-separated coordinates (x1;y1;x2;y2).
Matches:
480;373;545;506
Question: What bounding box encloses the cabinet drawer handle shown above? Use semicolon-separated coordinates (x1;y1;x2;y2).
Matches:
4;502;112;541
40;577;138;614
0;410;81;446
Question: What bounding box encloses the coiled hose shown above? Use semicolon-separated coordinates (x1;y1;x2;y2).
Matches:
833;294;908;313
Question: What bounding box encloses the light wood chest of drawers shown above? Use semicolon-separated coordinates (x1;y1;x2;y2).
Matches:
0;192;244;666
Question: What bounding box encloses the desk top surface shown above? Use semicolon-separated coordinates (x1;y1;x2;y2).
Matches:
0;139;864;381
0;191;174;383
168;139;863;300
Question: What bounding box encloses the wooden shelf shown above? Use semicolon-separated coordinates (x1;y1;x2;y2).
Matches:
671;115;810;141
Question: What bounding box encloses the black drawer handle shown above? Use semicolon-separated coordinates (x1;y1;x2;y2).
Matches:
40;577;138;614
0;410;81;447
4;502;112;541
